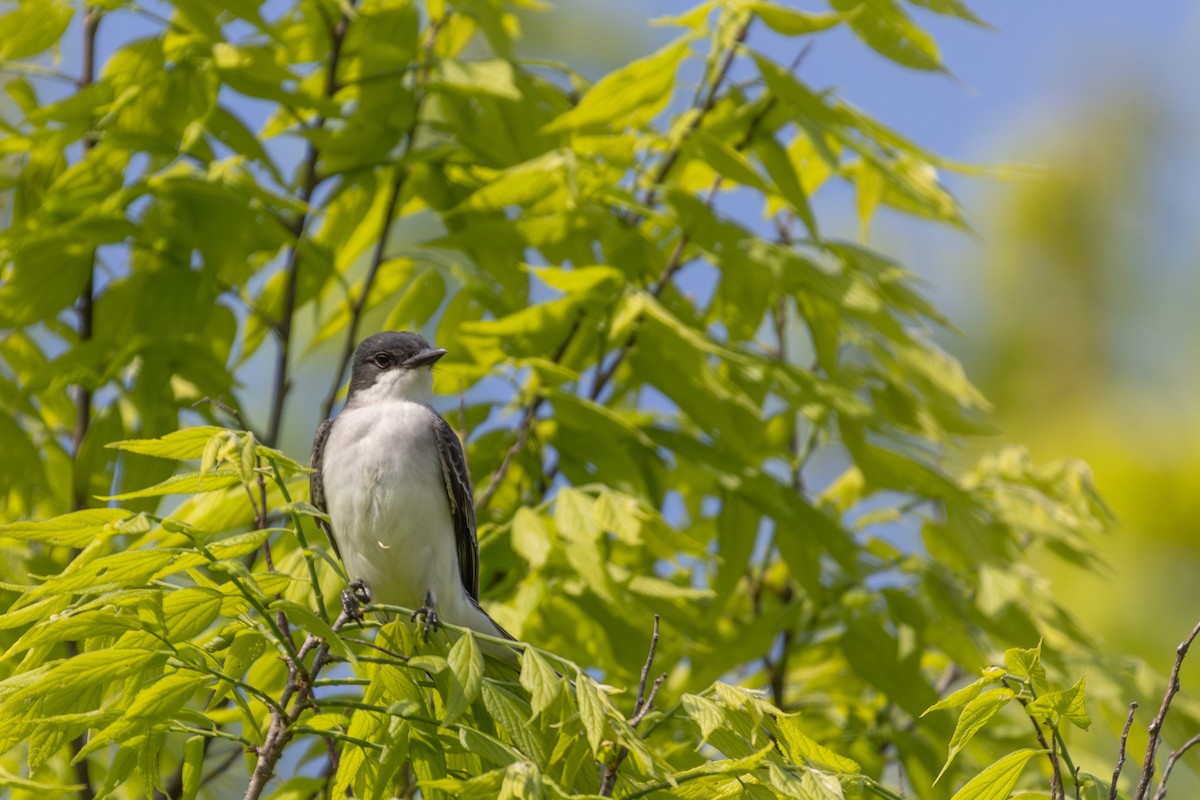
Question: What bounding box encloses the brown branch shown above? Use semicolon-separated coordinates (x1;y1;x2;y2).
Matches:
67;9;102;800
243;604;356;800
599;615;665;797
318;14;450;420
264;0;358;447
626;17;753;223
474;316;582;515
319;175;404;420
1134;620;1200;800
1110;702;1138;800
1152;732;1200;800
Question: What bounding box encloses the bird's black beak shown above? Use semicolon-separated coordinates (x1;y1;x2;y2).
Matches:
403;347;447;369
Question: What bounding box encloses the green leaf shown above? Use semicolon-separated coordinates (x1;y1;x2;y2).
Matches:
950;749;1047;800
830;0;944;72
744;2;857;36
936;689;1015;783
923;672;1004;716
0;508;133;547
0;767;80;793
574;671;609;754
179;735;204;800
544;35;692;132
519;648;561;720
0;0;73;59
444;631;484;725
775;714;861;772
107;426;230;460
1005;641;1049;693
98;469;244;500
510;508;552;569
435;58;522;100
83;672;211;756
1026;676;1090;731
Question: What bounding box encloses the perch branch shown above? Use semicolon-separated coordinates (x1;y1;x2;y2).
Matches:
1110;702;1138;800
1134;619;1200;800
599;615;666;797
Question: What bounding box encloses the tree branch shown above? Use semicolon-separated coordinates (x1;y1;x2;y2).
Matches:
474;315;582;515
1134;619;1200;800
1110;702;1138;800
243;604;357;800
264;0;358;447
68;9;102;799
319;15;448;420
599;615;665;797
319;175;404;420
1151;732;1200;800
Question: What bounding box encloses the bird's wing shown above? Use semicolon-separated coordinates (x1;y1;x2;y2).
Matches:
431;412;480;600
309;418;342;560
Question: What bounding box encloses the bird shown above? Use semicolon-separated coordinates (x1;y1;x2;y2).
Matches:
309;331;513;644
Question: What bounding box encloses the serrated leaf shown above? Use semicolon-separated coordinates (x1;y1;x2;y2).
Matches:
936;689;1015;783
951;749;1046;800
98;469;243;500
180;736;204;800
511;508;552;569
923;674;1001;716
574;671;608;754
776;714;861;772
744;3;856;36
544;35;692;132
444;631;484;725
107;426;229;460
1026;676;1090;731
1005;641;1048;692
0;508;133;547
520;647;561;720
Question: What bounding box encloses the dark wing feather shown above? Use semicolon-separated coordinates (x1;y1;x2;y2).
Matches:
431;413;480;600
310;418;342;560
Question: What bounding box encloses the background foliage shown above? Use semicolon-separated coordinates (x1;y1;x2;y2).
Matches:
0;1;1196;799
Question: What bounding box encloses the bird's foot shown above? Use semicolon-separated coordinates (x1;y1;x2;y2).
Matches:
340;578;372;622
411;590;439;639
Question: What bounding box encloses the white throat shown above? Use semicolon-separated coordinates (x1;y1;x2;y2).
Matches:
351;367;434;407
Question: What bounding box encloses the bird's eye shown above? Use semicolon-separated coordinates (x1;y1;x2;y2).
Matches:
372;353;393;369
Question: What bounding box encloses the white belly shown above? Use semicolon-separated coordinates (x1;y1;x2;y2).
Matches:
322;401;472;622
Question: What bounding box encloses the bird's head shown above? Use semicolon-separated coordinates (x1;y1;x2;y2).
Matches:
346;331;446;406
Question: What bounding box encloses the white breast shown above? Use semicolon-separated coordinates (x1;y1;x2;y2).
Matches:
322;400;467;617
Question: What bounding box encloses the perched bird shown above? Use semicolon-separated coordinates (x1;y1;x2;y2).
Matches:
310;331;512;642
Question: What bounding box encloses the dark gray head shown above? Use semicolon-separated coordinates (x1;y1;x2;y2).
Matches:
347;331;446;403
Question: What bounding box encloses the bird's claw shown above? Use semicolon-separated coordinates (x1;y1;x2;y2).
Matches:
340;578;372;622
411;590;439;639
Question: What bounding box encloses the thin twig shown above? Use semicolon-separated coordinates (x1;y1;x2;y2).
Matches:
242;605;357;800
1134;620;1200;800
1110;703;1138;800
67;9;102;800
318;12;448;421
319;176;404;420
1152;732;1200;800
624;17;753;225
264;1;359;447
599;615;665;797
474;315;582;515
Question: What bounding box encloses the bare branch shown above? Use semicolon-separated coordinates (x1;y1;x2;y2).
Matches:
599;616;664;797
634;615;661;717
319;175;404;420
68;9;103;799
1134;619;1200;800
264;1;359;447
243;603;358;800
474;315;582;515
1152;732;1200;800
1110;702;1138;800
